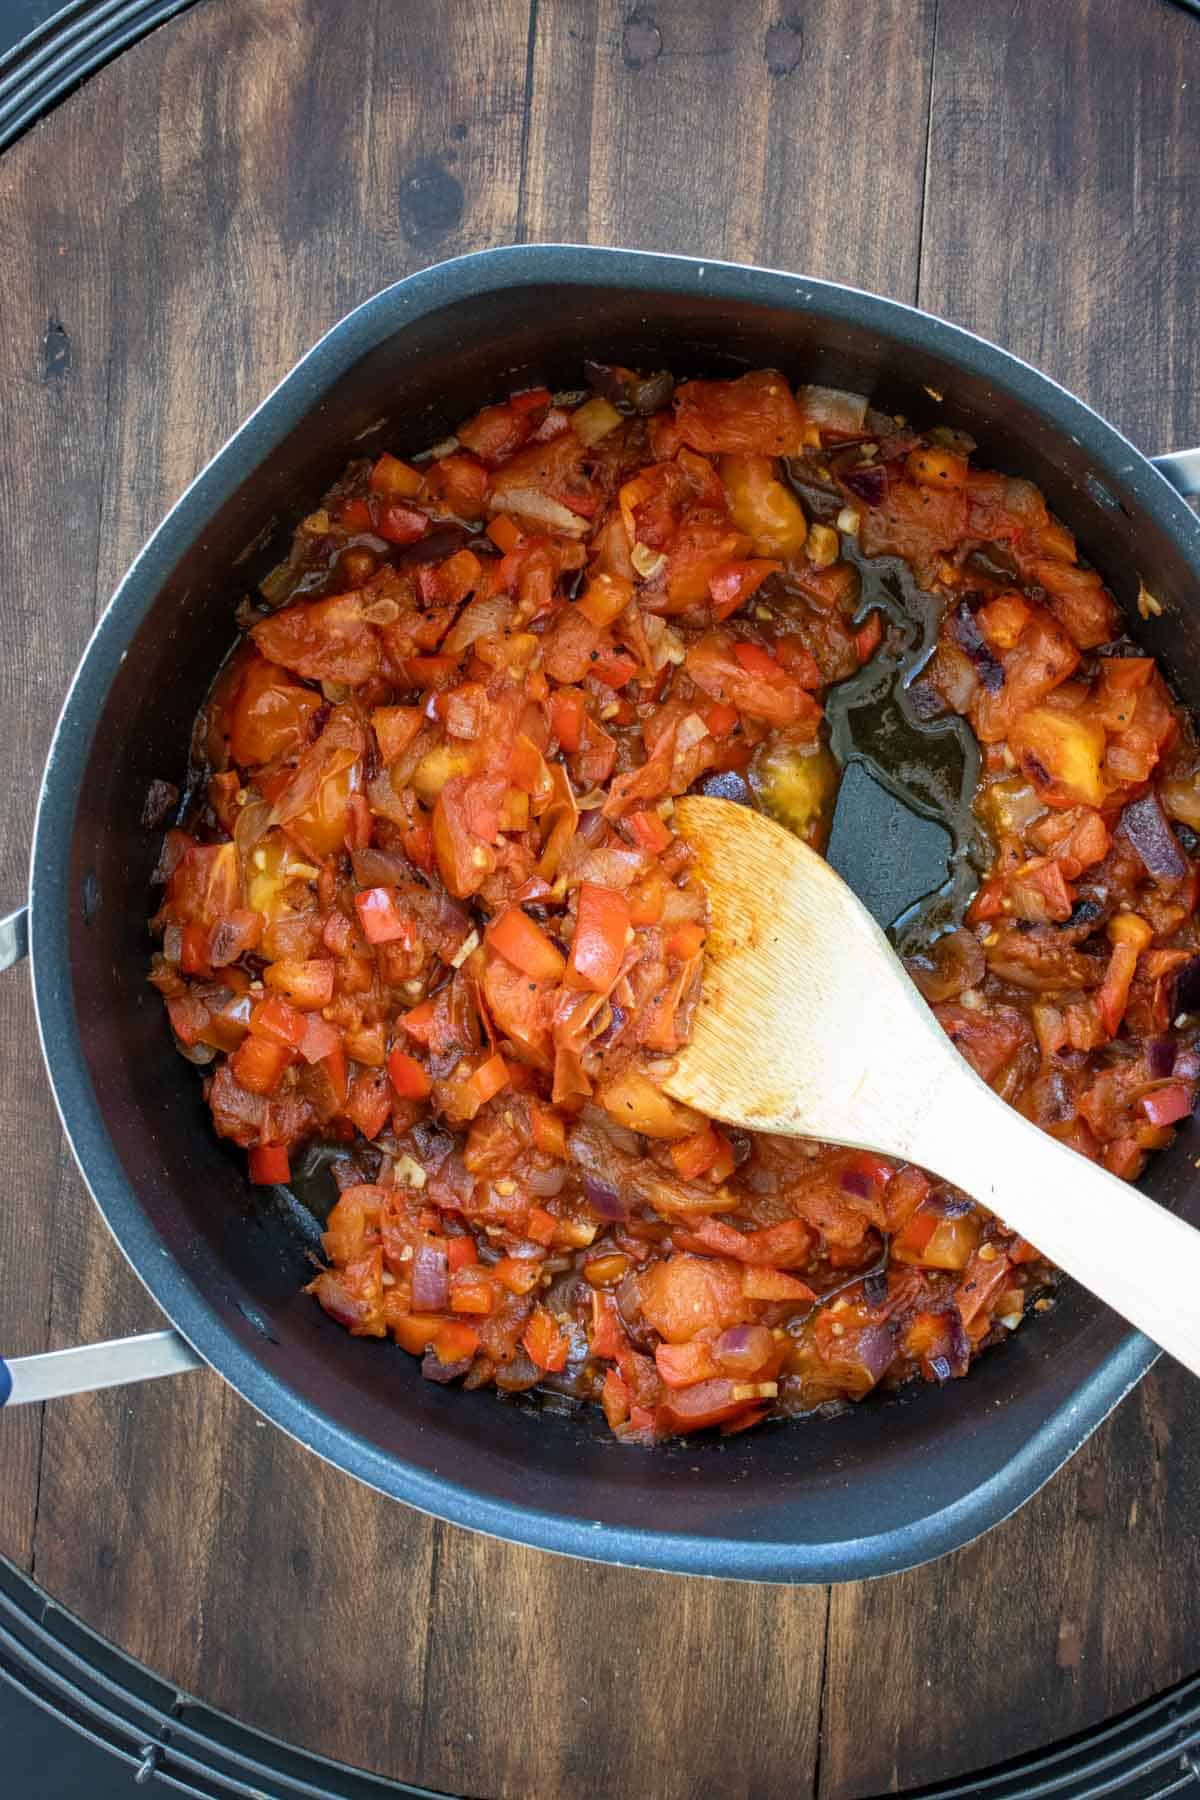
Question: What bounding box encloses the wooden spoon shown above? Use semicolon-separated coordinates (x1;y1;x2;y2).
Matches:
663;795;1200;1377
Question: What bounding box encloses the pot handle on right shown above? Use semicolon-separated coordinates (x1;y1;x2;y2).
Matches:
1153;448;1200;500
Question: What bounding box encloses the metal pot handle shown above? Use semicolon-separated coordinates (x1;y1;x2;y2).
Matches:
3;440;1198;1406
1;1330;202;1406
1152;448;1200;499
1;905;203;1403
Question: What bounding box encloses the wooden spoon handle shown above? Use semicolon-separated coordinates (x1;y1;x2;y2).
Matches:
903;1065;1200;1377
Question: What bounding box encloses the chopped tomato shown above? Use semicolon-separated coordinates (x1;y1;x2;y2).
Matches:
487;907;566;981
158;365;1199;1447
568;885;631;992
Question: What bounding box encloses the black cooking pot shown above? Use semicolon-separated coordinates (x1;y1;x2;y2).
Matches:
3;245;1199;1583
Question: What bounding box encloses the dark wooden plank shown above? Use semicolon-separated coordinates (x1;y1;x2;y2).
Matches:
823;3;1200;1792
0;71;126;1568
402;9;936;1795
17;0;532;1780
524;0;936;297
420;1538;826;1800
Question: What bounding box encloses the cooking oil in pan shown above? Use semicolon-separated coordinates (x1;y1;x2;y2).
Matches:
761;537;985;955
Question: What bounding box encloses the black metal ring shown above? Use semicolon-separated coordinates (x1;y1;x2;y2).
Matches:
0;0;199;154
3;1554;1200;1799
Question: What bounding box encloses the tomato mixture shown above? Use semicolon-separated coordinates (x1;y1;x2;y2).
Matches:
149;365;1200;1442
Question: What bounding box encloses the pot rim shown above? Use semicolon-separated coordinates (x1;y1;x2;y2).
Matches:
26;243;1200;1581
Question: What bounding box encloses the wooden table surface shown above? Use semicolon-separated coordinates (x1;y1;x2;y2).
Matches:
2;2;1199;1794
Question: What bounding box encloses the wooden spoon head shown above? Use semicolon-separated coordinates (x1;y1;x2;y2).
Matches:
663;796;959;1149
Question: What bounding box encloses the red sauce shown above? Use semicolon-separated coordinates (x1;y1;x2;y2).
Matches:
148;367;1200;1441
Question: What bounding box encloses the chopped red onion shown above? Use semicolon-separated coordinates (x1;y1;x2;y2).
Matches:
840;463;886;507
411;1243;449;1312
840;1168;873;1199
593;1004;627;1050
421;1351;473;1384
1147;1039;1177;1079
526;1163;568;1198
583;1175;627;1220
714;1324;774;1376
1121;791;1190;884
846;1322;897;1384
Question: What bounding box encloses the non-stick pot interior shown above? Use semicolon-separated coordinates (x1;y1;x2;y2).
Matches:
47;257;1200;1576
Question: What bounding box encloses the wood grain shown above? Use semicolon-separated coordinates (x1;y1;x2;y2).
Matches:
420;1540;825;1800
1;0;1199;1795
523;0;937;293
822;3;1200;1794
12;0;527;1773
0;60;127;1568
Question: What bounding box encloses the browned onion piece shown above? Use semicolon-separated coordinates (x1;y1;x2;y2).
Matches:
583;1174;627;1220
351;846;415;888
907;927;986;1004
421;1351;473;1384
391;523;471;569
411;1243;449;1312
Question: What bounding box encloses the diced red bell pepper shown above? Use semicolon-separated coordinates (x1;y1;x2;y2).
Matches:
701;699;739;739
1140;1082;1193;1127
400;998;436;1042
445;1235;479;1272
549;687;587;751
525;1205;558;1247
667;921;706;960
248;1143;290;1184
626;809;673;855
387;1045;432;1100
601;1367;631;1429
404;822;435;873
467;1052;511;1108
370;452;423;498
590;1291;624;1359
231;1033;294;1096
854;611;883;662
355;886;417;946
345;1068;392;1140
670;1125;731;1182
708;559;782;622
376;502;429;545
486;513;523;552
731;640;782;679
590;649;639;689
522;1306;570;1372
